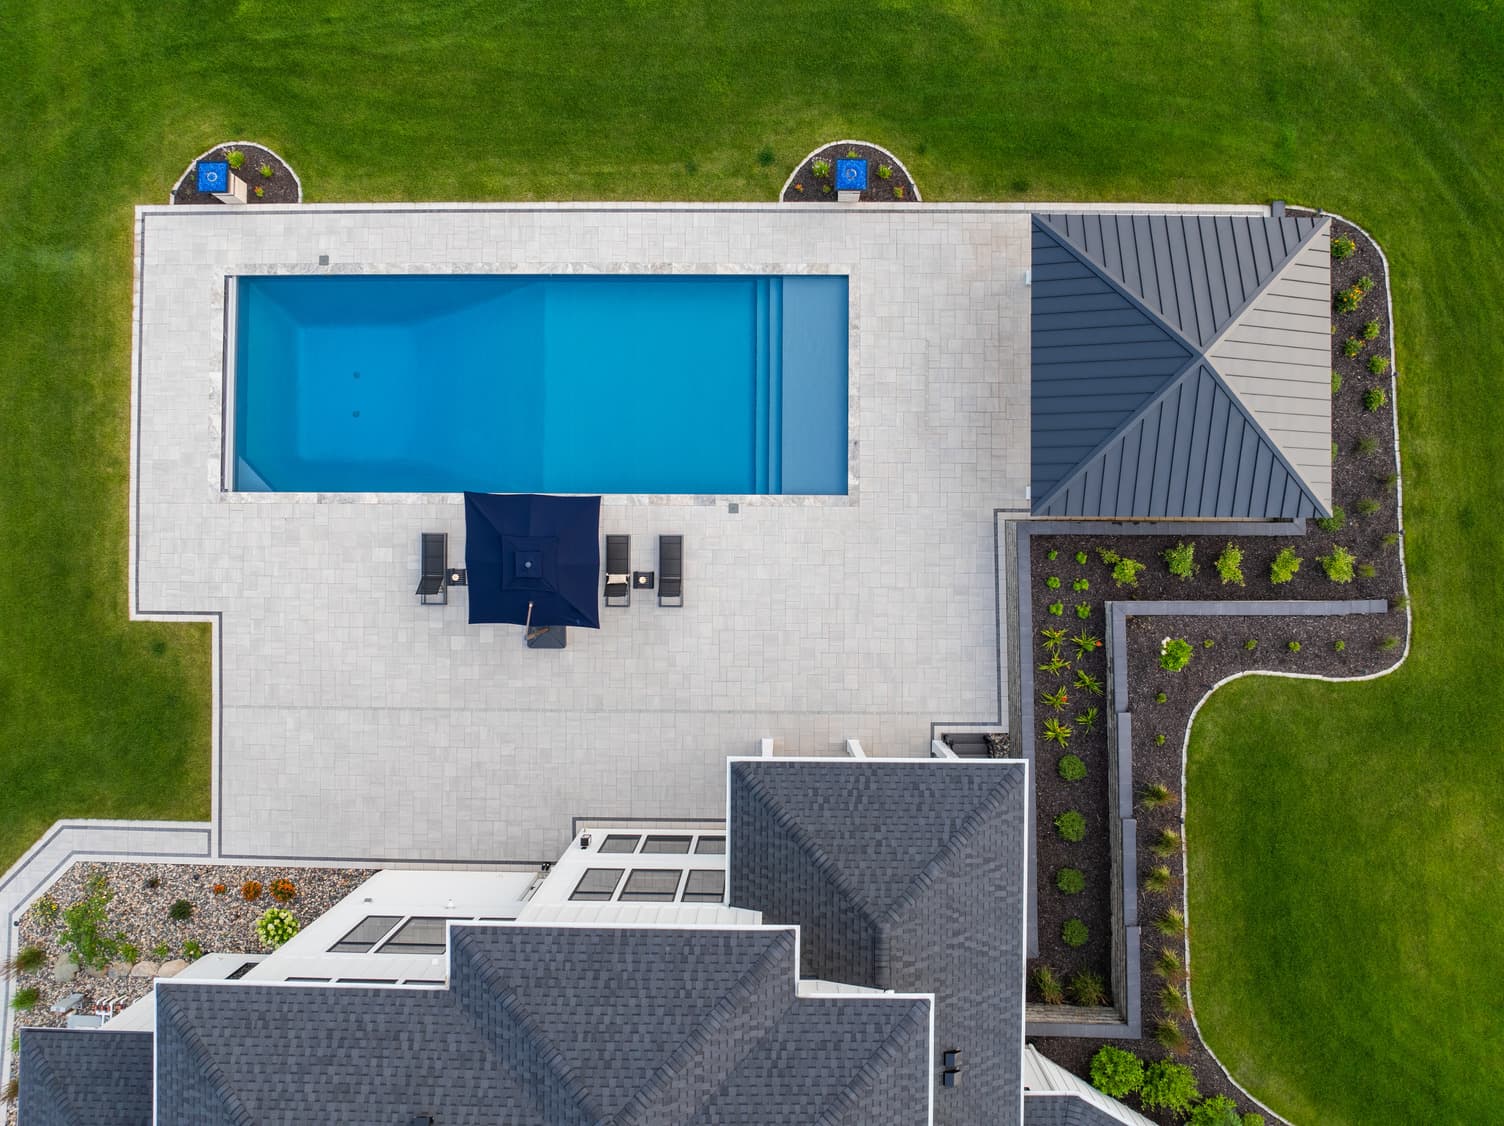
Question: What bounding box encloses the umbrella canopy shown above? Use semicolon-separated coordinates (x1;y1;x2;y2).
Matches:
464;492;602;629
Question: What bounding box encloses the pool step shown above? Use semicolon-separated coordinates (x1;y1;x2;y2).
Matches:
752;278;783;494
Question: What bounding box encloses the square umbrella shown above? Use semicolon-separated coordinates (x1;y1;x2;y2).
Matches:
464;492;602;629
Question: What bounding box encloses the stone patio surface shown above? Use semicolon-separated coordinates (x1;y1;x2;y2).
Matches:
131;202;1036;863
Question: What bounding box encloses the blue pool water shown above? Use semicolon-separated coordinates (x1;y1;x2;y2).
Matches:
233;274;848;494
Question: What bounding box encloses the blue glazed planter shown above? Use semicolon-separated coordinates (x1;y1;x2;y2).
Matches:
196;161;229;193
835;159;868;191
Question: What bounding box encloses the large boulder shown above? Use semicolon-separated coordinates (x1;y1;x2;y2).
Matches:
50;955;78;984
106;960;132;979
156;959;189;978
127;961;159;979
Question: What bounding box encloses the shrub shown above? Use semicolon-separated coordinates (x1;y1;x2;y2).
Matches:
1162;541;1195;579
1074;668;1104;696
1154;945;1185;981
1151;827;1181;857
810;158;832;178
1075;550;1088;564
1046;548;1058;560
1062;918;1089;947
118;942;140;963
892;185;905;199
1048;601;1064;616
876;163;893;179
212;883;227;895
1070;970;1109;1006
1073;577;1089;592
241;880;263;901
1154;733;1167;746
1054;810;1086;842
1383;531;1400;547
1244;638;1258;650
1096;547;1121;565
1143;865;1173;893
1356;435;1379;455
183;939;204;960
1075;603;1092;620
1244;1116;1267;1126
1041;685;1070;711
151;942;171;961
10;988;39;1012
1111;557;1146;587
1141;1059;1199;1111
253;185;266;198
1155;907;1187;936
32;895;59;925
1089;1045;1144;1098
1043;717;1073;746
1040;653;1070;675
1075;706;1099;733
226;149;246;170
1331;369;1342;394
1356;497;1380;516
1159;638;1193;671
255;908;301;949
1288;640;1302;652
1358;563;1376;578
1319;545;1357;583
1391;594;1410;612
1334;283;1365;313
1358;274;1375;292
169;899;194;922
1334;639;1347;652
269;878;296;903
1367;353;1390;375
1189;1096;1243;1126
1341;336;1362;357
1380;470;1399;490
1056;866;1086;894
1032;963;1064;1004
1154;691;1167;703
1363;319;1381;340
1040;626;1066;653
1071;630;1101;657
1365;386;1388;411
1057;754;1086;782
1045;575;1061;589
1153;1018;1190;1055
1139;782;1176;810
1202;638;1215;649
1160;982;1190;1018
1380;635;1401;650
58;874;118;970
1270;546;1302;584
1331;234;1356;259
1214;543;1245;586
1314;505;1345;533
9;946;44;974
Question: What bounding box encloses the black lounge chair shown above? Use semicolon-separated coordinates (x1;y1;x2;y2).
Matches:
659;534;683;607
604;534;631;607
416;532;448;605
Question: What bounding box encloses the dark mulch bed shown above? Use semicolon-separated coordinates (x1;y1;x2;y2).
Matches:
1024;215;1405;1123
171;143;299;205
781;141;918;203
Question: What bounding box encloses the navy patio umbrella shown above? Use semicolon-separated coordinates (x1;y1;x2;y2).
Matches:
464;492;602;630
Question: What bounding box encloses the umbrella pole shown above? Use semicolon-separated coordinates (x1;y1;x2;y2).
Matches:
524;599;549;643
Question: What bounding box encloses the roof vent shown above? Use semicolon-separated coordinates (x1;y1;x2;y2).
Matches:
941;1068;963;1088
410;1117;435;1126
579;833;592;849
942;1048;961;1069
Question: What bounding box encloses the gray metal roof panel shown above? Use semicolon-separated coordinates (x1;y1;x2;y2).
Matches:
728;758;1028;1126
18;1029;153;1126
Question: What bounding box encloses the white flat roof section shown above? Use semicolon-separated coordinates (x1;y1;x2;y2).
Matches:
131;203;1033;864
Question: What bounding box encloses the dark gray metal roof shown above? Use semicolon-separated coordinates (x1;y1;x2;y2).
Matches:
727;759;1029;1126
1025;1093;1141;1126
1030;212;1331;519
18;1028;153;1126
148;925;930;1125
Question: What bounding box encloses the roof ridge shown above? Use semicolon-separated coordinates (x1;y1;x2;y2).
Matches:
875;767;1026;930
156;989;258;1126
614;929;797;1125
20;1032;84;1123
811;998;933;1126
1200;215;1330;354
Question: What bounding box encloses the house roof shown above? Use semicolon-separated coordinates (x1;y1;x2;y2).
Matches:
1030;211;1332;518
18;1029;153;1126
99;925;929;1125
727;758;1029;1126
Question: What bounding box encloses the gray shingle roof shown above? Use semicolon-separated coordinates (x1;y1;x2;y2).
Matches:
727;759;1029;1126
148;925;930;1125
18;1028;153;1126
1030;212;1331;519
1025;1093;1143;1126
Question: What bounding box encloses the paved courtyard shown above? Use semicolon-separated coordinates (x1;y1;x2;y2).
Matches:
131;202;1036;863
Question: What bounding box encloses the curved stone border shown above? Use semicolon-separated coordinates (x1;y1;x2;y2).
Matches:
777;138;923;202
168;140;304;204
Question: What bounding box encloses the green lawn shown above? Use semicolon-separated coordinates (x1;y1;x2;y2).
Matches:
3;1;1500;1117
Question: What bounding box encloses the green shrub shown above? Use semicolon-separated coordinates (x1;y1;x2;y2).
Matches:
1054;810;1086;842
1331;234;1356;259
1355;435;1379;455
1075;706;1099;733
1162;541;1195;579
1341;336;1362;357
1141;1059;1200;1112
1358;274;1376;292
1071;630;1101;657
1380;635;1401;650
10;987;39;1012
1153;1018;1190;1055
1139;782;1176;810
1244;1115;1267;1126
1288;640;1302;652
1040;626;1066;653
1111;557;1146;587
1075;551;1088;564
1043;717;1073;746
1314;505;1345;533
1074;668;1103;696
1214;543;1245;586
1032;963;1065;1004
1391;594;1410;612
1244;638;1258;650
58;873;118;970
1155;945;1185;981
255;908;300;949
876;163;893;179
1154;733;1167;746
1319;545;1357;583
1045;575;1061;589
1367;353;1390;374
1331;369;1342;394
1334;639;1347;652
10;946;44;974
1046;548;1058;560
150;942;171;961
1073;577;1089;592
1155;907;1186;936
1188;1095;1244;1126
1202;638;1215;649
1365;386;1388;411
1057;754;1086;782
1159;638;1193;671
169;899;194;921
1056;866;1085;894
1061;918;1089;947
1270;546;1302;584
1075;603;1092;620
1151;827;1180;857
1048;601;1064;616
1356;498;1380;517
1334;283;1365;313
1160;983;1190;1018
1089;1045;1144;1098
118;942;140;964
1069;969;1108;1006
1155;691;1167;703
258;162;273;178
182;939;204;960
810;158;832;178
1380;470;1399;490
892;185;905;199
226;149;246;170
1383;531;1400;547
253;185;265;198
1041;686;1070;712
1096;547;1121;565
1143;865;1173;893
1363;319;1381;340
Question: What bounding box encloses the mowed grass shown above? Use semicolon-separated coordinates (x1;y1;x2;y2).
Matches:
2;1;1500;1116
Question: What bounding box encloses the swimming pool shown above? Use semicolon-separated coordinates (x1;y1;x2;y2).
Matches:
232;274;848;494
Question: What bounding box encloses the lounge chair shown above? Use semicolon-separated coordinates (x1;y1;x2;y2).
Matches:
658;534;683;607
416;532;448;605
604;534;631;607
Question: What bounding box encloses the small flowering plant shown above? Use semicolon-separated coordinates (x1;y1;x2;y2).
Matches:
269;878;297;903
255;908;300;949
1159;637;1193;672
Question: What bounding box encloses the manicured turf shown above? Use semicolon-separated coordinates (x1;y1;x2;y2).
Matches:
2;2;1499;1117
